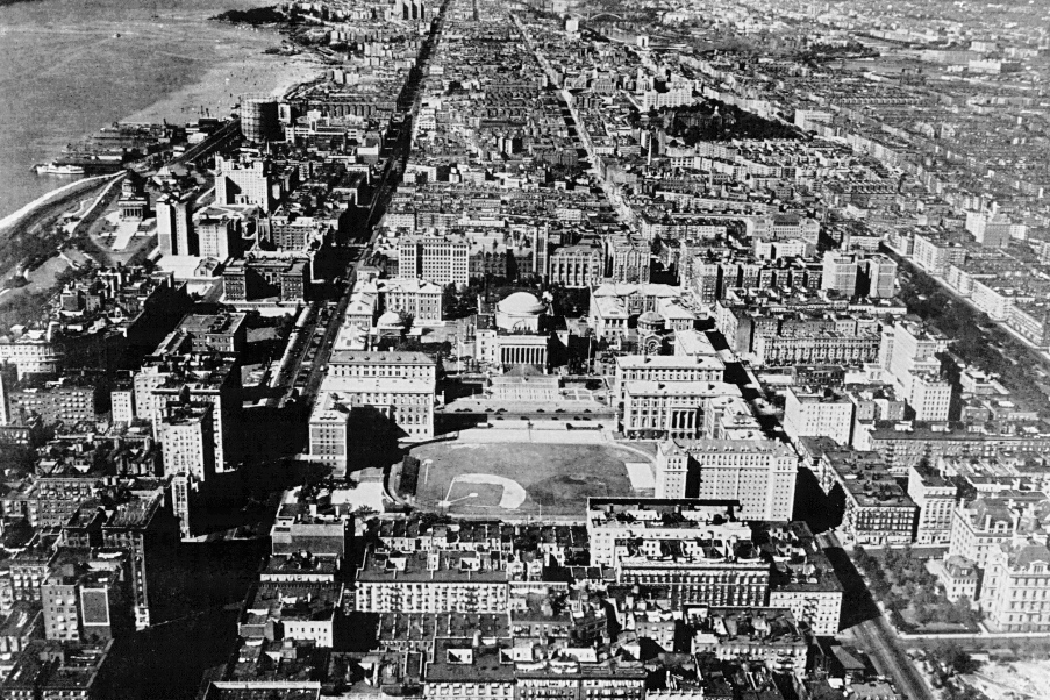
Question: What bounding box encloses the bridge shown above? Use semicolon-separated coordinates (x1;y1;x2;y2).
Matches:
587;12;622;21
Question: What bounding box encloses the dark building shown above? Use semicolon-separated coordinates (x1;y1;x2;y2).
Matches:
222;258;311;303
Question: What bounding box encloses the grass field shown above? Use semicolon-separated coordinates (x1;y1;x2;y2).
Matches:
410;441;642;518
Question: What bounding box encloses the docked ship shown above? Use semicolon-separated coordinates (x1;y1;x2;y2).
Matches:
33;155;124;176
34;162;86;176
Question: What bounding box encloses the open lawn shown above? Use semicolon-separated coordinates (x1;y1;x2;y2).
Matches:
410;440;643;519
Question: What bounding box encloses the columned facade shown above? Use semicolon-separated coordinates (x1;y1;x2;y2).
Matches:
500;344;547;366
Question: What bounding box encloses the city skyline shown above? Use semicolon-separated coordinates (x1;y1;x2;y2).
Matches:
1;0;1050;699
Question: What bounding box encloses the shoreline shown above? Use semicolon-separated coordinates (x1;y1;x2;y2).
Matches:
0;174;119;236
2;18;321;241
123;42;322;125
0;15;322;316
0;1;324;224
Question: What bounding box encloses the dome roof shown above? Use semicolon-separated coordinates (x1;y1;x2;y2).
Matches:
377;311;404;327
497;291;544;315
638;311;664;324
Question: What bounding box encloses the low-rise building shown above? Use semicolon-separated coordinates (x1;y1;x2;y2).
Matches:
238;581;342;648
689;607;807;676
937;555;978;603
0;640;112;700
355;548;512;614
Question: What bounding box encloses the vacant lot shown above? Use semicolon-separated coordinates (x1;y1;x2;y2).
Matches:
410;441;642;519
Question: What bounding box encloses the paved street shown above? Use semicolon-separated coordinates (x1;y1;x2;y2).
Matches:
853;616;932;700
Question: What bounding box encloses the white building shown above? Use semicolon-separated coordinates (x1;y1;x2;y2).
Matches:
982;541;1050;632
865;255;898;299
621;381;741;440
0;338;62;378
881;319;952;420
158;401;215;481
907;464;956;545
214;156;274;211
821;253;858;297
355;549;510;614
908;373;952;422
586;498;747;567
947;493;1050;572
307;395;352;474
110;387;135;423
156;193;195;257
613;355;725;407
309;351;437;474
783;387;854;446
378;277;443;324
397;236;470;285
655;439;798;521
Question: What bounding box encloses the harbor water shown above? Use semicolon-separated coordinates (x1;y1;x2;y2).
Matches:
0;0;315;222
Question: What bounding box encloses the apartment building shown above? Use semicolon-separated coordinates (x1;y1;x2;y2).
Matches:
214;156;275;211
355;549;511;614
982;541;1050;632
783;387;854;446
424;639;646;700
169;312;248;355
753;332;880;366
196;211;241;260
761;522;844;636
5;379;100;428
0;338;62;378
908;372;952;422
880;319;952;420
655;439;797;521
820;253;858;297
156;192;195;257
586;499;747;567
238;581;342;648
42;566;124;643
616;548;770;608
157;401;215;481
912;233;966;276
689;607;807;674
398;236;470;285
309;351;437;472
270;489;351;558
135;354;240;471
809;439;918;546
102;497;179;629
947;492;1050;571
906;463;957;545
864;255;898;299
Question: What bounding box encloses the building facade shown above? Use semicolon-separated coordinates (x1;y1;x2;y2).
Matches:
655;439;798;521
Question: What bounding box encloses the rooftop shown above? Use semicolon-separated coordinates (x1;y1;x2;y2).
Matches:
328;349;435;366
357;548;512;583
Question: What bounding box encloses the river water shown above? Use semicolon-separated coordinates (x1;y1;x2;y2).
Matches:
0;0;310;220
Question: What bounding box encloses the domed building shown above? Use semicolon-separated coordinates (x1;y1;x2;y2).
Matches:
637;311;665;334
637;311;668;356
495;291;545;332
472;290;552;370
375;310;405;338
